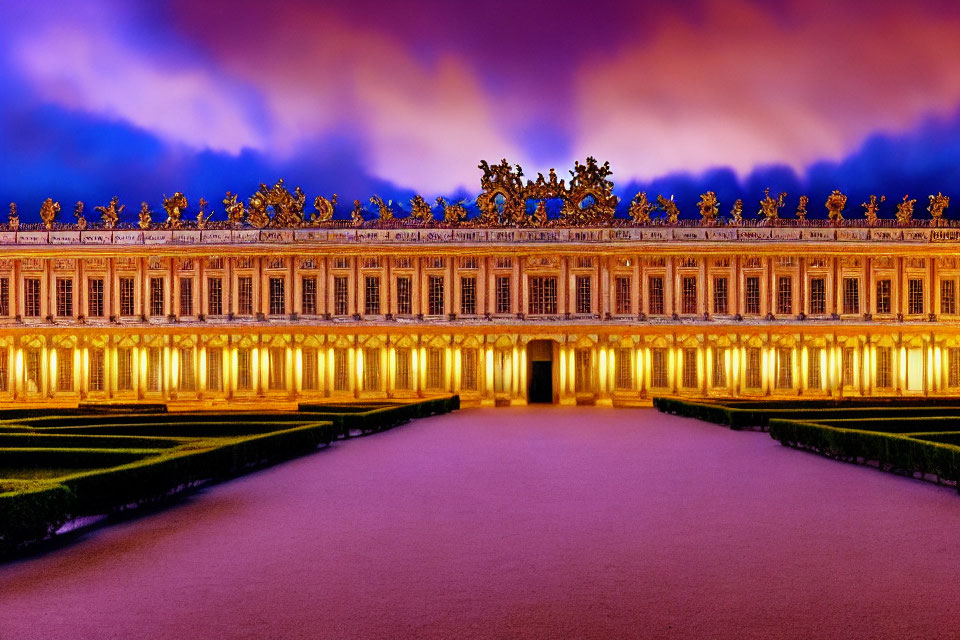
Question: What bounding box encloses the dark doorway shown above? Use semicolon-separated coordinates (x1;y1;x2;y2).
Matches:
527;340;554;403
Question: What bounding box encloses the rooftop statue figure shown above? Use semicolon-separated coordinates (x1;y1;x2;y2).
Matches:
929;192;950;227
628;191;654;225
224;191;246;228
896;195;916;227
196;197;212;229
758;188;786;224
74;201;87;230
138;202;153;229
350;199;366;227
370;195;395;223
862;195;885;226
40;198;60;230
656;195;679;225
825;190;847;226
247;191;269;229
409;195;433;224
7;203;18;230
311;194;337;225
437;197;468;225
162;192;187;229
533;200;548;227
95;196;124;229
730;199;743;225
697;191;719;226
795;195;809;222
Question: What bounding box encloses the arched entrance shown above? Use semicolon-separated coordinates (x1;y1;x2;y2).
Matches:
527;339;555;403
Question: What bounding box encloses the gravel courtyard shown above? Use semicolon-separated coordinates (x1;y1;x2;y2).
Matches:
2;407;960;639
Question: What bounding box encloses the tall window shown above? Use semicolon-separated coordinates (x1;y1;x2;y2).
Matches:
576;276;592;314
615;277;631;315
24;278;41;317
808;347;822;390
119;277;135;316
842;278;860;315
301;277;317;315
528;276;558;315
461;348;478;390
650;348;668;388
207;277;223;316
745;348;762;389
0;278;8;316
301;349;318;391
876;346;892;389
810;278;826;315
24;348;40;392
334;276;349;315
428;276;445;315
117;348;133;391
841;347;855;386
57;348;73;392
876;279;892;314
334;348;350;391
942;280;956;315
89;348;105;392
56;278;73;317
776;348;792;389
575;349;592;392
396;276;412;315
681;276;697;315
147;347;162;392
495;276;511;314
236;348;252;390
0;348;6;391
395;347;410;390
362;347;381;390
712;348;727;387
269;277;285;315
237;276;253;315
206;348;223;392
460;277;476;315
426;348;443;389
682;348;697;388
179;278;193;316
949;348;960;388
908;278;924;315
777;276;792;315
713;277;728;315
150;277;165;316
615;347;633;390
179;348;196;391
364;276;381;315
745;277;760;315
648;276;664;315
268;347;285;390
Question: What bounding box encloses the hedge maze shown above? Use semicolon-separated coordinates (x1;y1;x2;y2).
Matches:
655;396;960;492
0;396;459;555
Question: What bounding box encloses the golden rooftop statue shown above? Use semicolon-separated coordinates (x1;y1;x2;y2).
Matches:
162;192;187;229
39;197;60;230
408;195;432;223
628;192;654;225
929;192;950;227
138;202;153;229
311;194;337;224
73;201;87;230
696;191;719;226
95;196;124;229
656;195;679;224
795;195;809;222
896;195;916;227
825;190;847;226
758;188;786;224
730;199;743;225
862;195;885;226
370;195;394;222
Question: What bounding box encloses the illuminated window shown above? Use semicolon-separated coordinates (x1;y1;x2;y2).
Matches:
394;257;412;269
395;348;410;390
87;278;103;318
334;276;349;316
269;278;285;315
0;350;9;391
428;276;445;315
301;277;317;315
430;257;445;269
396;277;412;315
495;257;513;269
426;348;443;389
648;276;664;315
777;277;792;315
89;348;105;392
615;277;631;315
363;347;381;390
745;348;762;389
179;348;195;391
681;277;697;315
150;277;164;316
207;278;223;316
461;348;477;390
119;277;135;316
876;346;892;389
0;278;8;316
333;257;350;269
528;276;558;315
841;348;855;386
268;347;285;390
949;348;960;388
712;348;727;387
575;348;592;392
941;280;956;315
24;278;41;317
364;276;381;315
363;257;380;269
236;348;252;390
650;348;668;388
460;277;476;315
460;257;478;269
908;279;924;315
810;278;826;315
576;257;593;269
807;347;822;389
615;347;633;390
237;277;253;315
117;348;133;391
842;278;860;314
713;277;728;315
496;276;511;314
301;349;318;391
147;347;162;392
745;277;760;315
57;348;73;392
179;278;193;316
682;348;697;388
333;348;349;391
56;278;73;317
24;348;40;393
776;348;792;389
876;279;891;314
206;348;222;392
576;276;592;314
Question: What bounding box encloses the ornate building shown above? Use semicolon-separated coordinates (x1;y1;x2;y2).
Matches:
2;161;957;407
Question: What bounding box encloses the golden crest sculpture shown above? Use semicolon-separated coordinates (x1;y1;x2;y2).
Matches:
896;195;916;227
311;194;337;225
437;197;468;225
929;192;950;227
95;196;124;229
628;192;653;225
656;195;679;224
224;191;246;227
370;195;394;223
162;192;187;229
758;188;786;224
39;198;60;230
862;195;885;226
408;195;433;224
825;190;847;226
697;191;719;226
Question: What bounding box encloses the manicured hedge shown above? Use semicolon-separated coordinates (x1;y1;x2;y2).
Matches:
768;418;960;490
807;417;960;433
299;395;460;438
0;433;186;450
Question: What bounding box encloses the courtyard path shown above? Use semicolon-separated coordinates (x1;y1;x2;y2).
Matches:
2;408;960;639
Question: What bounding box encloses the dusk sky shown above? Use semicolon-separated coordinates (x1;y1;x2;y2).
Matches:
3;0;960;220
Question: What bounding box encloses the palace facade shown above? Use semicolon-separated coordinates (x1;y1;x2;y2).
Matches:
0;223;959;407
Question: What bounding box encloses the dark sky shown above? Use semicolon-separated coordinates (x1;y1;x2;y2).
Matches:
3;0;960;220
